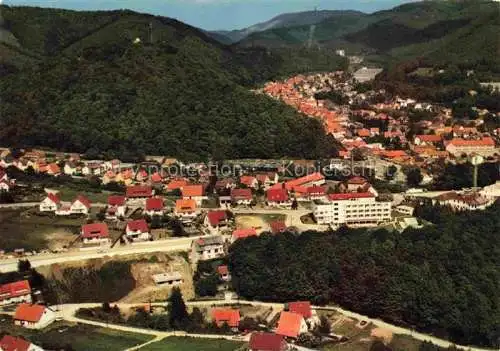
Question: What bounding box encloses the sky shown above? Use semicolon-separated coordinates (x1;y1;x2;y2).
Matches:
2;0;417;30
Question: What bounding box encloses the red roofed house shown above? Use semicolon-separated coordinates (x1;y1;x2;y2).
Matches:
212;308;240;330
125;219;151;241
0;335;43;351
46;163;61;176
145;197;164;216
70;195;91;215
266;189;291;208
276;311;308;339
249;332;287;351
270;221;287;234
414;134;443;146
39;193;60;212
231;228;257;243
126;185;153;199
231;188;253;205
294;185;327;201
445;137;496;157
166;179;188;192
240;176;258;189
150;172;163;184
347;176;369;192
0;280;32;306
81;223;109;245
204;210;229;233
285;172;325;191
181;184;206;206
106;195;127;219
217;265;231;282
288;301;312;319
14;304;56;329
256;173;279;189
174;199;198;223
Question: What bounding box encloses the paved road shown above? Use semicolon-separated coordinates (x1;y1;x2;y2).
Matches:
0;236;200;273
54;299;496;351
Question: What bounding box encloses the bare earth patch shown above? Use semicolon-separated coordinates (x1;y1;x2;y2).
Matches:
45;230;77;251
235;215;268;232
371;327;393;344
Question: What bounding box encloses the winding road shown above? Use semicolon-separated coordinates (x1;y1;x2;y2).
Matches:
53;299;496;351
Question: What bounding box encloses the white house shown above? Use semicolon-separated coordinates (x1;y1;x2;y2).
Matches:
0;280;32;306
266;188;291;208
63;162;78;176
70;195;91;215
190;236;225;264
0;180;11;192
39;193;61;212
14;304;56;329
204;210;229;233
106;195;127;219
145;197;164;217
81;223;110;245
125;219;151;241
0;335;44;351
276;311;309;339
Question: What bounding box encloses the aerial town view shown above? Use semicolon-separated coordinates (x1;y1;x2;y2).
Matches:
0;0;499;350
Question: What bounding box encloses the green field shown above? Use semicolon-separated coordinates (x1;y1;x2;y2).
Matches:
56;186;112;203
140;336;244;351
0;316;152;351
0;208;83;251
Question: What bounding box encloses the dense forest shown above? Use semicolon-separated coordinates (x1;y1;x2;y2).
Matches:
228;202;500;347
0;6;346;161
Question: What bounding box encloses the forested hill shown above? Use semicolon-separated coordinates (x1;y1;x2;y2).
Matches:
235;1;499;74
229;202;500;348
0;6;345;161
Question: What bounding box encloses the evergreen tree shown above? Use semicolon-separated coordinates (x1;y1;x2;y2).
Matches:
167;287;189;329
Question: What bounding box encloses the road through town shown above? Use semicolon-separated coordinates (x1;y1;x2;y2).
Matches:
0;236;200;273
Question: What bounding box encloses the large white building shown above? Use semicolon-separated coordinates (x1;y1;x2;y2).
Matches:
312;192;391;227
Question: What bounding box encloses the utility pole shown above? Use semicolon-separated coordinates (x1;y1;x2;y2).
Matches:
149;22;153;44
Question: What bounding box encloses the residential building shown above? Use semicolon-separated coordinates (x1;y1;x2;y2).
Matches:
0;280;32;306
288;301;319;328
152;272;183;286
231;228;257;243
0;180;12;192
174;199;198;223
81;223;110;245
181;184;206;206
204;210;229;233
0;335;44;351
249;332;287;351
211;308;240;329
432;191;495;211
217;265;231;282
445;138;496;156
166;179;188;192
125;219;151;241
313;192;391;227
240;176;258;189
270;221;287;234
70;195;91;215
106;195;127;219
276;311;308;339
39;193;60;212
414;134;443;146
145;197;164;216
395;204;415;216
126;185;153;199
231;188;253;205
285;172;325;191
294;185;327;201
346;177;369;192
190;236;225;263
353;67;383;83
13;304;56;329
266;189;291;208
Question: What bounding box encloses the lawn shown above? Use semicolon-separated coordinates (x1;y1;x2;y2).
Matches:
259;213;286;223
0;209;82;251
140;336;244;351
0;316;152;351
56;186;112;203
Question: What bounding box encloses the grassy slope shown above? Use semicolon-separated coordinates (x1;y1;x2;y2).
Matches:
0;317;152;351
140;336;244;351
